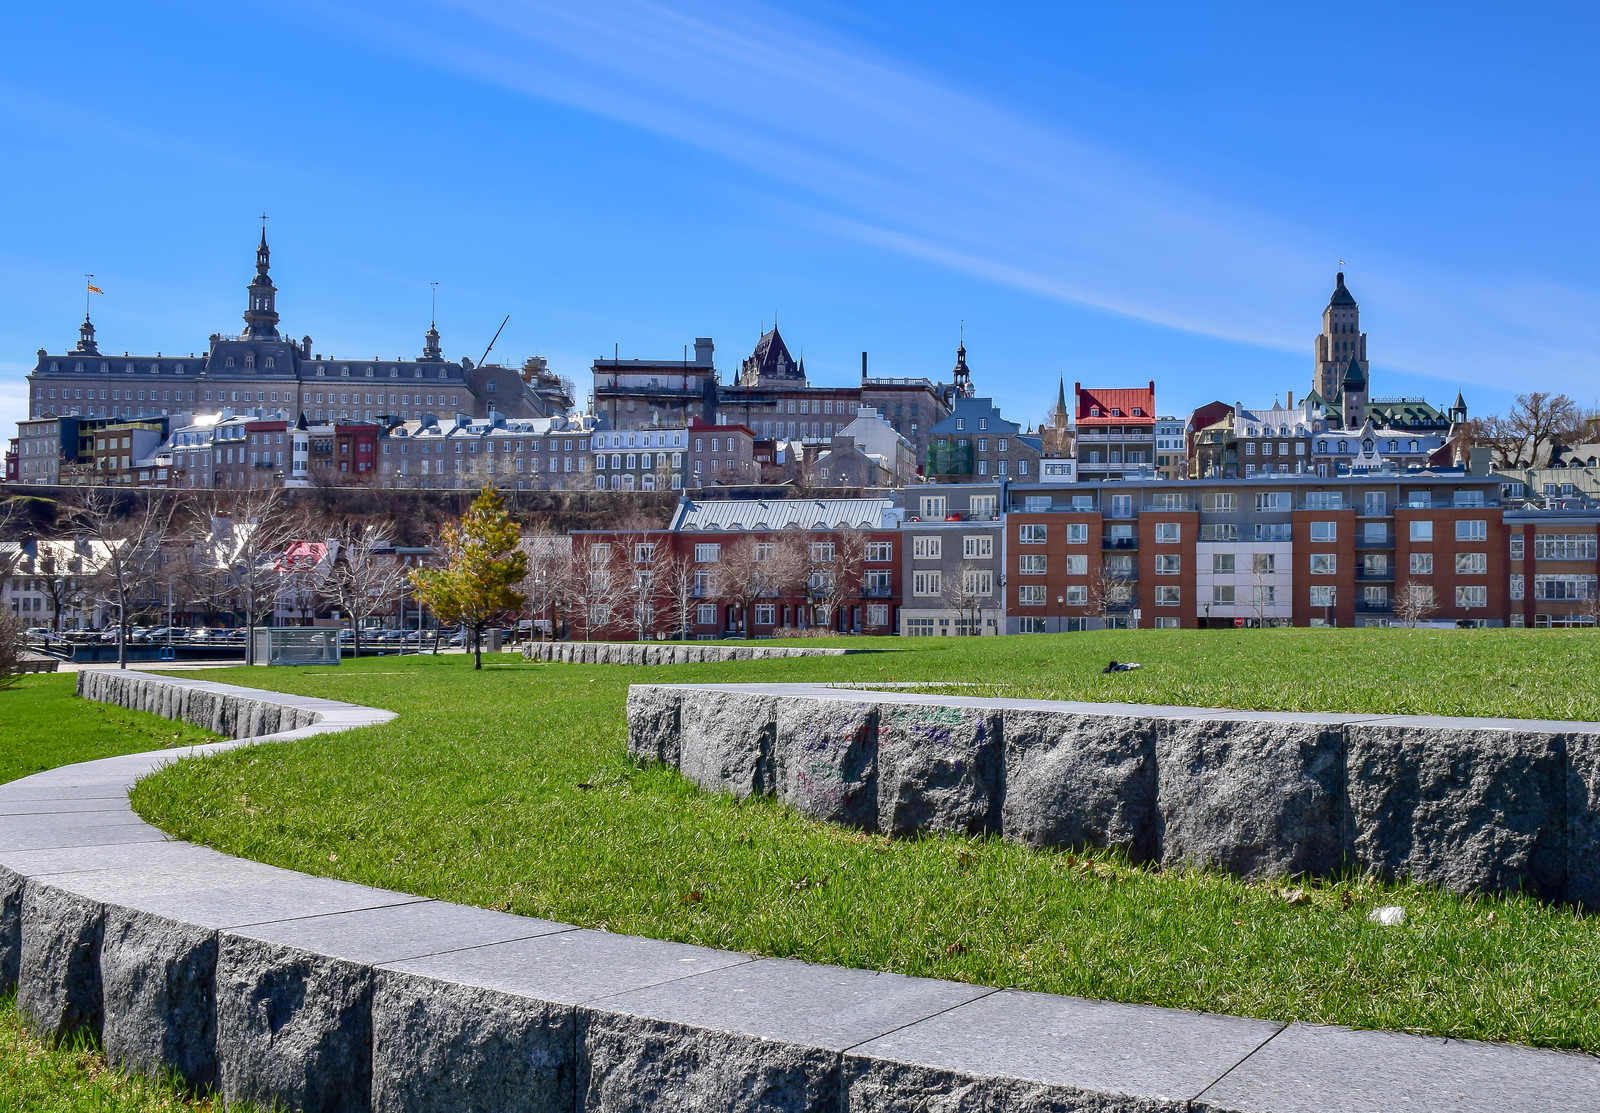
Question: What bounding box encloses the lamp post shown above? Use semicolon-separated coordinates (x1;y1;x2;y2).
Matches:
1055;594;1064;634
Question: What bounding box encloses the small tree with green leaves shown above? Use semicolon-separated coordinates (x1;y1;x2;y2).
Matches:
409;487;528;669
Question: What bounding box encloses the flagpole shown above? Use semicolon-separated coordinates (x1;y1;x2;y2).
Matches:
85;274;93;319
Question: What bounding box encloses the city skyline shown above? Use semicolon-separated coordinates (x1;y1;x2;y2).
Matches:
5;3;1599;441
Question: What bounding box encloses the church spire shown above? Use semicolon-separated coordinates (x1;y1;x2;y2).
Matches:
241;216;281;339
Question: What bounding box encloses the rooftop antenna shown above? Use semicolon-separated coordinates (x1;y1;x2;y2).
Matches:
429;282;438;327
477;314;509;368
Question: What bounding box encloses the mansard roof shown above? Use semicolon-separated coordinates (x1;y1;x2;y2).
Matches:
741;326;800;381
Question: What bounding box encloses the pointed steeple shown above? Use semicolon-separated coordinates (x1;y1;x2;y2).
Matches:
242;220;281;339
1055;376;1067;416
1329;271;1357;307
1342;352;1366;387
951;341;972;398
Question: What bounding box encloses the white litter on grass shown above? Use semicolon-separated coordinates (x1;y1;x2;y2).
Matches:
1369;905;1406;926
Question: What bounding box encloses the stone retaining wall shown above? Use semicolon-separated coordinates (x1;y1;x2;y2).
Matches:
628;682;1600;907
3;670;1590;1111
522;642;867;665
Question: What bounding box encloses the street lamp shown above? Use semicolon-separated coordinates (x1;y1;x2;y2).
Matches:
1055;594;1064;634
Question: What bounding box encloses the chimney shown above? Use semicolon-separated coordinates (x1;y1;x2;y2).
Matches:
693;338;714;366
1287;389;1294;409
861;351;868;383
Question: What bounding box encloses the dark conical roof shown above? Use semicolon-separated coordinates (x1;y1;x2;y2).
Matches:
1329;271;1357;307
1342;353;1366;387
745;326;798;380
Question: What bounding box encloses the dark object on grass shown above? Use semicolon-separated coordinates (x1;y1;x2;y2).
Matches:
1102;660;1142;673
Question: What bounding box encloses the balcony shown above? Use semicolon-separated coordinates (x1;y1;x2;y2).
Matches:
1354;600;1394;614
1355;535;1394;548
1102;537;1138;550
1355;568;1396;582
861;585;894;599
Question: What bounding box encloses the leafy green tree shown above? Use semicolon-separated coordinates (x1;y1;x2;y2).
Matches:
409;487;528;669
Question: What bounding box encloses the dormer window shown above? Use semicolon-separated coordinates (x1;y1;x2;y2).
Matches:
979;418;988;430
1090;407;1100;417
175;363;184;374
225;357;235;369
414;368;422;378
956;418;965;430
1131;408;1142;417
1110;408;1122;417
126;363;136;373
244;355;255;370
265;357;275;369
365;367;374;377
340;366;350;377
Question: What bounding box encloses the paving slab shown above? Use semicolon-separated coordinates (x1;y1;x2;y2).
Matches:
0;810;147;834
0;839;227;878
844;988;1283;1112
0;798;135;817
223;898;569;964
1193;1021;1600;1113
0;821;168;852
581;957;995;1113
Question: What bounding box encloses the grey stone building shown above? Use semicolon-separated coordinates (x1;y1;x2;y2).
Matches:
25;232;565;433
899;482;1006;635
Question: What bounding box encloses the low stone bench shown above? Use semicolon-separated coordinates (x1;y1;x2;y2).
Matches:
0;670;1590;1111
521;641;872;665
627;682;1600;908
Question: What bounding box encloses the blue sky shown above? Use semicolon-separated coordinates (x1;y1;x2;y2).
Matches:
4;2;1598;442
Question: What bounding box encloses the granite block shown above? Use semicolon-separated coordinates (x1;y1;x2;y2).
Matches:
1346;722;1566;897
1156;716;1348;879
772;696;880;830
1001;708;1158;861
19;881;104;1042
582;958;991;1113
677;688;777;800
626;686;683;767
875;702;1003;837
100;903;218;1089
1566;730;1600;909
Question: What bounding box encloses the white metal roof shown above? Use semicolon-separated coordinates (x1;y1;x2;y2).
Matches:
670;497;894;532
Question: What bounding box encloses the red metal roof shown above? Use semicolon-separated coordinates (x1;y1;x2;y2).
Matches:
1075;382;1156;426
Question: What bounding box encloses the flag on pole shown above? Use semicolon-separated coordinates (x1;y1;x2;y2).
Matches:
87;283;104;294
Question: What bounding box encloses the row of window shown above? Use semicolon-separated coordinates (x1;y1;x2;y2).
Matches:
690;542;897;564
1510;574;1598;601
911;570;994;596
1510;534;1599;561
1010;584;1492;609
911;536;993;560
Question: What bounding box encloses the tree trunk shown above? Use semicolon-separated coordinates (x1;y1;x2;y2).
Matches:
473;626;482;670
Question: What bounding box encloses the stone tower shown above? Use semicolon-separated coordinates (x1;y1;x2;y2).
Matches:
241;228;281;340
1314;272;1366;402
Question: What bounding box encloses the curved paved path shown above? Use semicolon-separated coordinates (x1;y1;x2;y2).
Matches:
0;670;1590;1112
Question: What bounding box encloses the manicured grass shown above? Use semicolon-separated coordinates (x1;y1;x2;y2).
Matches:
0;674;217;786
0;991;257;1111
122;630;1600;1053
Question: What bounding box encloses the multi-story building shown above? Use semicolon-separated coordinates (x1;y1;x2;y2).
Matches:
1309;421;1452;476
83;421;165;485
1504;509;1599;627
685;419;757;487
1154;416;1187;480
24;232;564;431
900;484;1004;636
14;418;65;484
1001;473;1506;631
381;414;600;490
591;426;687;492
1074;382;1157;481
592;331;961;470
1237;398;1318;477
925;396;1041;483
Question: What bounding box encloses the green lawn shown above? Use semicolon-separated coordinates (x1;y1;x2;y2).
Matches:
0;675;224;1112
122;629;1600;1054
0;674;217;785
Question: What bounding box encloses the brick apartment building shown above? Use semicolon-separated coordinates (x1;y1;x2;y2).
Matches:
1002;473;1508;632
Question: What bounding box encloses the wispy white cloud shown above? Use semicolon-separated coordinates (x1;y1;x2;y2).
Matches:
296;0;1600;394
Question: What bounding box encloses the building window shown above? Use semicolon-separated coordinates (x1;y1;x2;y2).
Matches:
962;569;994;595
1155;586;1180;606
1309;585;1336;607
913;536;942;560
912;570;942;596
1455;585;1488;609
1018;585;1047;606
1409;520;1434;542
963;535;993;559
1510;574;1524;600
1310;554;1337;575
1062;554;1087;575
1533;533;1597;560
1212;585;1235;604
696;604;717;625
1018;524;1047;544
694;543;721;563
1310;522;1337;543
1212;553;1235;574
1018;555;1047;575
1065;523;1088;544
1155;554;1180;574
1455;553;1487;575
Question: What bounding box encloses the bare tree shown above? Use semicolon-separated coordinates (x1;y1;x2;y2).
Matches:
1088;560;1135;629
659;550;698;641
1392;580;1439;628
1471;392;1586;469
67;488;183;668
1249;553;1277;628
563;538;627;641
320;520;408;656
618;533;666;641
209;488;299;664
0;609;27;690
32;543;90;633
517;528;571;641
715;536;791;639
942;559;996;636
808;529;868;634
